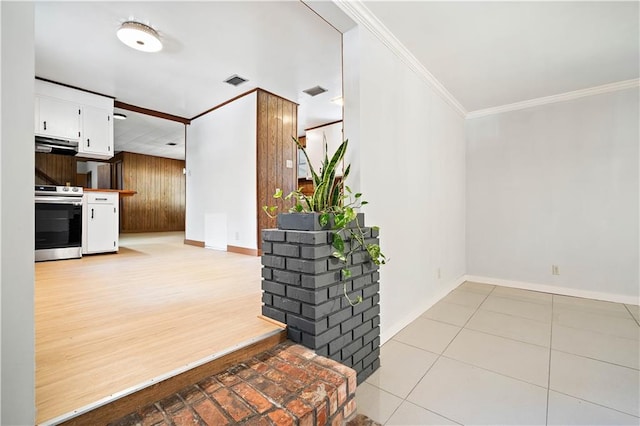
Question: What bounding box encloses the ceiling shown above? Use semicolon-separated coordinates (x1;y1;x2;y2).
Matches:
34;1;343;160
35;2;639;160
361;1;639;113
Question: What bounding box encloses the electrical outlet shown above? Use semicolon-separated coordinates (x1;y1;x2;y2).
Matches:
552;265;560;275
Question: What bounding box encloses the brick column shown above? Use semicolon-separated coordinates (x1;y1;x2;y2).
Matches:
261;218;381;384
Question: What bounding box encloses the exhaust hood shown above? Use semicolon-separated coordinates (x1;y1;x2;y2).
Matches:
35;136;78;156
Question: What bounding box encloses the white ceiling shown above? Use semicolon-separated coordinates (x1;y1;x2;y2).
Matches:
113;108;185;161
362;1;640;112
34;1;343;160
35;1;639;160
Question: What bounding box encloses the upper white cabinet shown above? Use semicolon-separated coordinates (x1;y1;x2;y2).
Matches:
35;80;114;159
35;96;81;141
81;105;113;158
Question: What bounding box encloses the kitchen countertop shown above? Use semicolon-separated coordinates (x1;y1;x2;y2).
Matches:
83;188;137;197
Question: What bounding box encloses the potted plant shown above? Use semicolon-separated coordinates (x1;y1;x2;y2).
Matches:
263;137;386;304
261;136;384;383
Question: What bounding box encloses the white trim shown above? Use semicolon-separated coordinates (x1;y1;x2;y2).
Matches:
380;274;467;344
334;0;467;118
465;275;640;306
466;79;640;119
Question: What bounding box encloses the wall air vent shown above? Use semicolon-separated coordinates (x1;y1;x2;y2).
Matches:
224;74;248;86
303;86;328;97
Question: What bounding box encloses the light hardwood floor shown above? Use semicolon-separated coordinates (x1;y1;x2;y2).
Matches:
35;232;282;425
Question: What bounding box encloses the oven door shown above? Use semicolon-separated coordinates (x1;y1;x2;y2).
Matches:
35;196;83;261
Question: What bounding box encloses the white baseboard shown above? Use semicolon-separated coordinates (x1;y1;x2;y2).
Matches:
380;274;467;344
464;275;639;306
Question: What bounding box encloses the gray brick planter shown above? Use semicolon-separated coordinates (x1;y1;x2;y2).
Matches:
261;213;380;384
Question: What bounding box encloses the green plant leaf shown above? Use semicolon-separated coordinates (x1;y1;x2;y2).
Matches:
332;251;346;262
341;268;352;279
355;193;362;198
294;203;303;212
332;232;345;252
273;188;283;198
319;212;330;227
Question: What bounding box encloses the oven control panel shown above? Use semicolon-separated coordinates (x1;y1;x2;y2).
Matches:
35;185;83;196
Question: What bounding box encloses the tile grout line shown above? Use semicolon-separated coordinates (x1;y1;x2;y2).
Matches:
623;303;640;327
382;283;496;425
550;389;640;419
545;294;554;425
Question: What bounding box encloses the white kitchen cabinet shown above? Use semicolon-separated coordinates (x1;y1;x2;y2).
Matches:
35;96;81;141
35;79;114;159
83;192;119;254
79;105;113;159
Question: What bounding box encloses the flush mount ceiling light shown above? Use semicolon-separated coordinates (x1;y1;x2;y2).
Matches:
117;21;162;53
113;113;127;120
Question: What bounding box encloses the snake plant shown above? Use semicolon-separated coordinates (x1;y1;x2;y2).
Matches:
263;136;386;305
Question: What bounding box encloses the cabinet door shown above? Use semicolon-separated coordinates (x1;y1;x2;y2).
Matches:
36;96;81;140
81;106;113;158
86;203;117;253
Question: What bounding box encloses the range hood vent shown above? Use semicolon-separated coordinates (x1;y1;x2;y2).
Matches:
35;136;78;156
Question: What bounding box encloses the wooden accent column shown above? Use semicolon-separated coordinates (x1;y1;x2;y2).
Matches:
256;90;298;250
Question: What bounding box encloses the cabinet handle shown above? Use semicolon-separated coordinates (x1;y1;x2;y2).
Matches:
43;121;47;131
91;208;94;219
87;138;90;147
95;197;107;201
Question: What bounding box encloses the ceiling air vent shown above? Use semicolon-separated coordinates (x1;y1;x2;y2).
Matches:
303;85;328;97
224;74;248;86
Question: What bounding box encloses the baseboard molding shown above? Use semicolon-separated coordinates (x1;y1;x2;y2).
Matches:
465;275;639;306
227;245;259;256
380;274;467;344
183;239;204;247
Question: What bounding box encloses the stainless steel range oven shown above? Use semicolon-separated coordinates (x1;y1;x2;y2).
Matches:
35;185;84;261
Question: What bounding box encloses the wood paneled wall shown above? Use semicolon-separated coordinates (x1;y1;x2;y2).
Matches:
118;152;185;233
35;152;77;186
256;90;298;249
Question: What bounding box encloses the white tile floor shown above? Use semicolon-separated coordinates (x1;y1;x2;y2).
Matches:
356;281;640;425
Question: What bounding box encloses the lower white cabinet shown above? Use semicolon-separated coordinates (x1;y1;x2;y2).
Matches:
83;192;119;254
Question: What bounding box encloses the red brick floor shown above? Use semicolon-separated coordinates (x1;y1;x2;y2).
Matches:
109;342;358;425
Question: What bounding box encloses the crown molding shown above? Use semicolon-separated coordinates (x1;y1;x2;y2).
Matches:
466;78;640;119
334;0;467;118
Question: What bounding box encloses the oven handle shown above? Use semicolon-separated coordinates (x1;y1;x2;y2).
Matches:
35;196;83;206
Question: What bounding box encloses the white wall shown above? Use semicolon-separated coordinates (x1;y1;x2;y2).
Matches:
466;88;639;303
186;92;258;250
343;27;467;343
0;2;36;424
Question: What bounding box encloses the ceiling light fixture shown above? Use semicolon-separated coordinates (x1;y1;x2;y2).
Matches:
113;113;127;120
117;21;162;53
